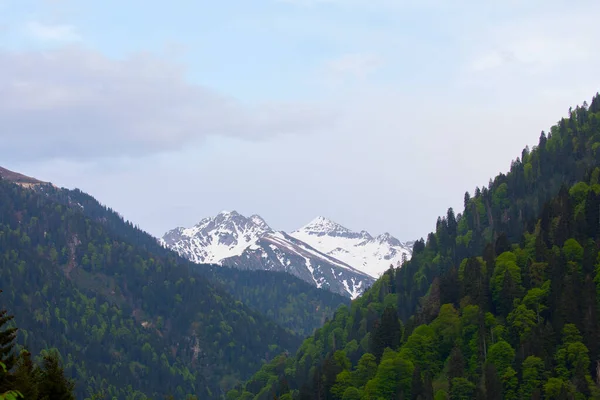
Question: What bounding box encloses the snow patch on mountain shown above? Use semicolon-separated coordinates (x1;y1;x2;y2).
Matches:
161;211;375;298
291;216;413;278
161;211;272;264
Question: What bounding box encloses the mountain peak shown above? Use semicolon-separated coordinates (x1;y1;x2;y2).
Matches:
162;211;412;293
161;212;373;298
375;232;402;246
290;220;413;278
161;211;273;264
250;214;270;229
298;216;353;236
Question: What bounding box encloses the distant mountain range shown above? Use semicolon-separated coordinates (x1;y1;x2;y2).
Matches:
161;211;413;298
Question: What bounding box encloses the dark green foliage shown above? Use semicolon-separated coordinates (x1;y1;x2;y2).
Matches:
0;178;302;398
449;378;475;400
13;351;39;400
423;371;434;400
0;293;17;394
37;352;76;400
234;94;600;399
483;363;502;400
0;307;74;400
411;365;424;400
197;267;349;337
369;306;402;362
47;181;349;338
447;346;465;385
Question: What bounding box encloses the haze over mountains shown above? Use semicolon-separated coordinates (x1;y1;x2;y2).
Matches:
161;211;413;298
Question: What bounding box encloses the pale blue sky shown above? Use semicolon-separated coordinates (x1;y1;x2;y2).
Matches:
1;0;599;240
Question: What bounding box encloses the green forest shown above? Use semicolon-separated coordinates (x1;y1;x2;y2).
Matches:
198;267;349;337
45;186;349;337
229;94;600;399
1;297;76;400
0;177;347;398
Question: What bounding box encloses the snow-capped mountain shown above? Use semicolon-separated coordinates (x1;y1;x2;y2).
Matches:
161;211;375;298
161;211;271;264
290;216;413;279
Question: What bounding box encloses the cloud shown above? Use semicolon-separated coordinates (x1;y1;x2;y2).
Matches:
464;4;599;77
25;21;81;42
0;47;336;162
468;36;592;75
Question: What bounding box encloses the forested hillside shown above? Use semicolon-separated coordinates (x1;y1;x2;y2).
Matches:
41;184;349;336
0;178;302;399
231;93;600;399
1;291;77;400
198;267;349;337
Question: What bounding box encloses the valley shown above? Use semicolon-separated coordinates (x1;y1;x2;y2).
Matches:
3;93;600;399
1;2;599;398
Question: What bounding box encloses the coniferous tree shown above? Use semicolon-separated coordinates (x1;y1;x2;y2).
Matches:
494;233;510;256
484;363;502;400
462;258;486;309
0;293;17;394
498;271;518;317
448;346;465;392
422;372;433;400
13;351;39;400
37;352;75;400
370;306;402;362
411;365;424;400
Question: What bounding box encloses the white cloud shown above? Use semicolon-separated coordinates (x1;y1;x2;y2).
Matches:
25;21;81;42
0;47;337;162
464;4;599;78
468;36;592;75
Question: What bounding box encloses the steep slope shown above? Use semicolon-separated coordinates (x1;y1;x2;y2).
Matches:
232;93;600;400
291;216;413;278
197;267;350;337
0;166;50;187
48;188;348;338
220;230;374;299
0;177;301;399
162;212;375;298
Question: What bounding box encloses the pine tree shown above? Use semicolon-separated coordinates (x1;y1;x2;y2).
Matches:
349;306;363;341
422;372;434;400
462;258;486;309
494;233;510;256
370;306;402;362
498;270;518;316
0;292;17;394
411;365;424;400
37;352;75;400
447;346;465;392
581;274;599;363
483;363;502;400
13;351;39;400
